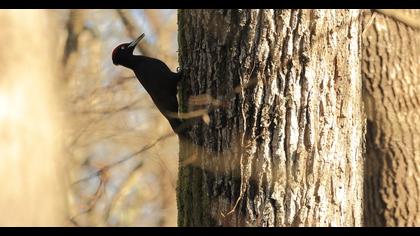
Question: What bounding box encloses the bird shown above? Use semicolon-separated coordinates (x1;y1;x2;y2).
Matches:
112;33;182;133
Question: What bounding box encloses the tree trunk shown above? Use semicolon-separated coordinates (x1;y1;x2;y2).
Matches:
177;9;364;226
0;10;67;226
362;10;420;226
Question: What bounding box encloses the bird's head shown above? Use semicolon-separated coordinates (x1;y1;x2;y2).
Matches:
112;33;145;66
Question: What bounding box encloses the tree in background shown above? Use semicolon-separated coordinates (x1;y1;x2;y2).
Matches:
0;10;67;226
362;9;420;226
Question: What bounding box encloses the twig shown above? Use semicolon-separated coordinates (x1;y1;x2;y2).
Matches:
375;9;420;29
69;169;108;223
362;11;377;37
72;132;175;185
71;75;136;104
104;161;144;221
76;98;143;115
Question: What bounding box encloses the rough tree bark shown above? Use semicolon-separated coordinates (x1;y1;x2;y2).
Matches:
362;10;420;226
177;9;364;226
0;10;67;226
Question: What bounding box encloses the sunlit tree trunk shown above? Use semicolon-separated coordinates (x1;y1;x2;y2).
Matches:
0;10;67;226
177;9;364;226
362;10;420;226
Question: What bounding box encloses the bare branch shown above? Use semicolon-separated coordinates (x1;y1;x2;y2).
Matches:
104;161;144;221
71;75;136;104
63;9;86;66
72;132;175;185
167;63;258;122
116;9;153;56
375;9;420;29
69;168;108;224
144;10;161;36
75;98;144;115
362;11;377;37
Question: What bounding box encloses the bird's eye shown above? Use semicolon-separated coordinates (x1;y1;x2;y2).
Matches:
121;46;126;50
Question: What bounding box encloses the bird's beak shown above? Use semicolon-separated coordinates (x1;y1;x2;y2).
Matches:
128;33;145;48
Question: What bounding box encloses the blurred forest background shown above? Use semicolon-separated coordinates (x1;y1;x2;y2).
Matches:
0;9;179;226
64;9;179;227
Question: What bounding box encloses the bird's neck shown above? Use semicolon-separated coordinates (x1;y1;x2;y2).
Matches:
119;56;137;70
120;55;176;86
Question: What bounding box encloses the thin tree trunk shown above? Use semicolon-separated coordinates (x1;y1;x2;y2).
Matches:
362;10;420;226
177;9;364;226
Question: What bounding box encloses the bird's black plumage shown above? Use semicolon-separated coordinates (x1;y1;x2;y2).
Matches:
112;34;182;133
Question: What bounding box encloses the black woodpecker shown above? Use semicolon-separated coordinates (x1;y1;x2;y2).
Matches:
112;33;182;133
